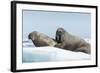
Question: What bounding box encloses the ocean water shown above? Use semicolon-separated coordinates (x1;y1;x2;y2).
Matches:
22;39;91;63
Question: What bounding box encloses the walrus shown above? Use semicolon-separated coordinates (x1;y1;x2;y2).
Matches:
28;31;57;47
55;28;91;54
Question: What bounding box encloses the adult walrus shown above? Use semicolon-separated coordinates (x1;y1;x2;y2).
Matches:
28;31;57;47
55;28;90;54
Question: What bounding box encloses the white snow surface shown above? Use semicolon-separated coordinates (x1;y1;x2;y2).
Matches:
22;38;91;62
23;46;91;62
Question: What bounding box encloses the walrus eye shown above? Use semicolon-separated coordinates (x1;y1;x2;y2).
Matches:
58;30;62;33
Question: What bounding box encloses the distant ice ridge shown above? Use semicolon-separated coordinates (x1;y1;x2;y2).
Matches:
23;46;91;63
23;39;35;47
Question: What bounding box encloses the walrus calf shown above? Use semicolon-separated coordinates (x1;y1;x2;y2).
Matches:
28;31;57;47
55;28;90;54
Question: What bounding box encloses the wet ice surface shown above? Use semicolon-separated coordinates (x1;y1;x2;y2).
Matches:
22;39;91;63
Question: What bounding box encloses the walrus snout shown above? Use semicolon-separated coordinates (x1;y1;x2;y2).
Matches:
56;28;65;43
28;34;31;39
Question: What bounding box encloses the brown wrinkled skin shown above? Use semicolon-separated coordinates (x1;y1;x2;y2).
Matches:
55;28;90;54
28;31;57;47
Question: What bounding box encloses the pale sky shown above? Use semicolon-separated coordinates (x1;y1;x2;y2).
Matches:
23;10;91;40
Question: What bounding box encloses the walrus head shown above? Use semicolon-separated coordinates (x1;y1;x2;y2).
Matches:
28;31;37;41
56;28;66;43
